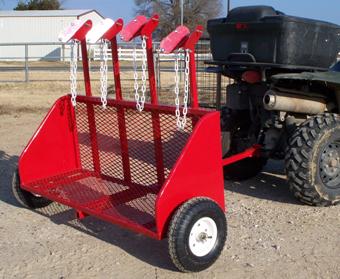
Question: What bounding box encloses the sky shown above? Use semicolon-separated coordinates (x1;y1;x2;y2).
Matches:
1;0;340;25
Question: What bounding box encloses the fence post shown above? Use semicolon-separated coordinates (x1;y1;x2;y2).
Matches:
61;43;65;62
24;44;29;82
216;72;222;109
156;48;161;93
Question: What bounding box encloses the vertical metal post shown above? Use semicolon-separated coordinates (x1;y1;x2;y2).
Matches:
146;35;165;185
80;39;101;174
111;38;122;100
24;44;29;82
146;36;158;104
180;0;184;25
112;36;132;184
61;43;65;62
80;39;92;97
155;47;161;93
189;50;199;108
227;0;231;14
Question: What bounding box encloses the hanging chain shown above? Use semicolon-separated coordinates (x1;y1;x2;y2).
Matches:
133;40;140;109
174;52;181;123
70;39;79;107
138;36;147;112
174;49;190;130
99;39;109;109
132;36;147;112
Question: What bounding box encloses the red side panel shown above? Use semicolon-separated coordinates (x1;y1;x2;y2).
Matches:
155;112;225;239
19;96;80;186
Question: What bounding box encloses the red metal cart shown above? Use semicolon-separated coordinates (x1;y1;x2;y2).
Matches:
12;15;260;272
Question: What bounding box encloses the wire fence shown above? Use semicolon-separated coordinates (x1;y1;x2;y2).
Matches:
0;40;230;107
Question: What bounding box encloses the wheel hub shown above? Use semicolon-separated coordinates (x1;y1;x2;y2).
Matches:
320;143;340;188
188;217;218;257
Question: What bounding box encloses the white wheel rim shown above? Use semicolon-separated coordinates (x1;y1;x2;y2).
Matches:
188;217;218;257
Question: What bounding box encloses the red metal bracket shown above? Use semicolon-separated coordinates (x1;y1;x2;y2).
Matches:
140;14;159;39
99;18;124;100
184;25;203;108
71;20;92;42
160;26;190;54
120;15;148;42
222;144;262;166
160;25;203;109
102;18;124;41
183;25;203;51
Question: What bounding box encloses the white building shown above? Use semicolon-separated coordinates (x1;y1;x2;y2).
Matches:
0;10;103;61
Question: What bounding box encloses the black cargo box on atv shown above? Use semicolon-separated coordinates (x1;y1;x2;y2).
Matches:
207;6;340;69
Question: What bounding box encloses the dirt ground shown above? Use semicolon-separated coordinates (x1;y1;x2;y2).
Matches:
0;81;339;279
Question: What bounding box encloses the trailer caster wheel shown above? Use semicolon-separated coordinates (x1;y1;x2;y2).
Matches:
168;198;227;272
12;169;52;209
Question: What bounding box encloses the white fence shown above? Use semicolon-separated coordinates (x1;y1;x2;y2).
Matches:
93;47;212;62
0;41;213;82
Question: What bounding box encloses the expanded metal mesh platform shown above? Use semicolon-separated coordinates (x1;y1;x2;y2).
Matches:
26;169;159;234
24;97;205;236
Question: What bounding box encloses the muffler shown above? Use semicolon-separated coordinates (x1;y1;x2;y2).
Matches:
263;90;326;114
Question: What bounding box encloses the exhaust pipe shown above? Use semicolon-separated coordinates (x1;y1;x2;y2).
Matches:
263;90;326;114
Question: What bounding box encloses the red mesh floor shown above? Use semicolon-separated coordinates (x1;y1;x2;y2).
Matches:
25;98;203;235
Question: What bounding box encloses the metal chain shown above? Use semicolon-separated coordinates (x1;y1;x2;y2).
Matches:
174;51;181;122
139;36;147;112
174;49;190;130
133;41;140;109
70;40;79;107
132;37;147;112
99;39;109;109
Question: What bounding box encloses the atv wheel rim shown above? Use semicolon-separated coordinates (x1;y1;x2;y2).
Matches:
188;217;217;257
319;142;340;188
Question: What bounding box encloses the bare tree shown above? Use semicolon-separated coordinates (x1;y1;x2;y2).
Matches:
134;0;223;38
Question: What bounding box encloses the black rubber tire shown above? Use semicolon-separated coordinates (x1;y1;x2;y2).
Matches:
12;168;52;209
168;198;227;272
221;107;266;181
285;114;340;206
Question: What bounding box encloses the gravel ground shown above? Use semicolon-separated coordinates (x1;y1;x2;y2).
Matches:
0;90;339;279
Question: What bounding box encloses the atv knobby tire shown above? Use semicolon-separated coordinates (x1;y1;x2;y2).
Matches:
285;114;340;206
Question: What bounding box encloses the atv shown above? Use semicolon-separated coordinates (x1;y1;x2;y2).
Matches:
207;5;340;206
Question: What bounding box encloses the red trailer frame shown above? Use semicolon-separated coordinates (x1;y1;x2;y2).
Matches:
17;16;260;241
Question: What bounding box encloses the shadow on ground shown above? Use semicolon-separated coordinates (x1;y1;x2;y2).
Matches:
0;151;298;271
225;160;299;205
0;150;19;206
0;150;175;271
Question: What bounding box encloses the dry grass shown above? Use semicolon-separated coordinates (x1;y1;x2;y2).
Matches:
0;67;227;116
0;104;47;115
